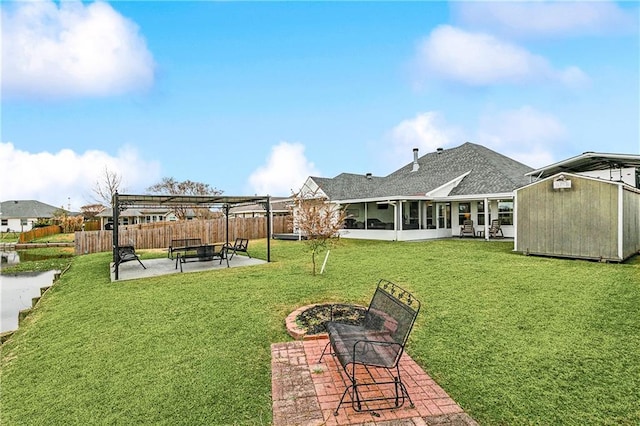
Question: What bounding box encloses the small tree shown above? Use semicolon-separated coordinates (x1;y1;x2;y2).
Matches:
146;177;223;220
81;203;106;220
293;187;346;275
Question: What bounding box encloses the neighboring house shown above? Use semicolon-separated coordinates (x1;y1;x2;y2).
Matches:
228;197;293;218
299;142;533;241
97;207;180;229
0;200;69;233
515;152;640;262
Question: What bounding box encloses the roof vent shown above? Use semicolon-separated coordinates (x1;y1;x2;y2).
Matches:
412;148;420;172
436;147;443;153
366;173;372;179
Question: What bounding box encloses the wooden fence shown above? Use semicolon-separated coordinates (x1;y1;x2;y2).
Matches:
19;225;62;243
75;216;292;254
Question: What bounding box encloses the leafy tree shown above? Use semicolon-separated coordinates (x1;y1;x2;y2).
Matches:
293;186;346;275
146;177;223;220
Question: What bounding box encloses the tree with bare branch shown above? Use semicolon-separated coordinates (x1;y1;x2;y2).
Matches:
146;177;223;220
93;166;125;206
293;186;347;275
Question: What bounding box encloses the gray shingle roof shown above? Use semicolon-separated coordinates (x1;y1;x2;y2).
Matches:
0;200;66;218
312;142;533;200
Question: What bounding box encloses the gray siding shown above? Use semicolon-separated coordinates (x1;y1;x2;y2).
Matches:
622;188;640;259
516;175;620;260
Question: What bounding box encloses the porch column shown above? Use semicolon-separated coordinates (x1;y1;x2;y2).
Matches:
483;198;489;240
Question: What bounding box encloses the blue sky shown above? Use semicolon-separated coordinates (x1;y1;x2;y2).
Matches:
1;1;638;211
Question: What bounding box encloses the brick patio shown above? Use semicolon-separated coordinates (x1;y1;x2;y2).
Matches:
272;338;478;426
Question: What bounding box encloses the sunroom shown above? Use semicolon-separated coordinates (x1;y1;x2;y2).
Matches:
336;195;515;241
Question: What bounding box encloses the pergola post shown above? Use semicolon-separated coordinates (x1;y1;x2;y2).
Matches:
113;191;120;280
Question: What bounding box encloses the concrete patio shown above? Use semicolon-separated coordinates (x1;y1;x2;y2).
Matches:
110;254;266;282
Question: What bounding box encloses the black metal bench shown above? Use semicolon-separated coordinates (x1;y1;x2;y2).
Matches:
319;279;421;416
174;244;228;272
168;238;202;259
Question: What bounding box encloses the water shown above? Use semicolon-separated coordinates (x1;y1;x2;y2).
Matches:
1;270;59;333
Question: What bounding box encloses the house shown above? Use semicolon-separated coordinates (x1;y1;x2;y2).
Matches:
299;142;533;241
96;207;179;229
227;197;293;218
515;152;640;262
0;200;69;233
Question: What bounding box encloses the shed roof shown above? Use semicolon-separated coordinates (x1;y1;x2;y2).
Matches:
525;152;640;179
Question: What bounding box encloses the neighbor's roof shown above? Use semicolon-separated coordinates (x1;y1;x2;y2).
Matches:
0;200;67;219
228;197;292;214
525;152;640;179
310;142;533;201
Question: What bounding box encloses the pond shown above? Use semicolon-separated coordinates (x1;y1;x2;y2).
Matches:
1;270;59;333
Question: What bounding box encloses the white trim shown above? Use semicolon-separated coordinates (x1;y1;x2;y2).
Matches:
513;192;518;248
618;185;624;260
425;171;471;197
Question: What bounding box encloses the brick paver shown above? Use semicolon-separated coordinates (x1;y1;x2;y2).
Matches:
272;338;478;426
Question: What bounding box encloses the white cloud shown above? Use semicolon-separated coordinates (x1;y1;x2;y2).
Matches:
390;112;461;158
379;111;464;171
0;142;161;210
475;106;567;168
384;107;564;170
1;0;155;99
453;1;638;38
248;142;320;196
414;25;589;87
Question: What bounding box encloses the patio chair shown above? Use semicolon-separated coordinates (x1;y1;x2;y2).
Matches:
489;219;504;238
459;219;475;238
114;245;146;270
224;238;250;260
319;279;421;416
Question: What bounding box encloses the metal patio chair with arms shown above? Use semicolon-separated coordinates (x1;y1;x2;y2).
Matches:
223;238;250;260
319;279;421;416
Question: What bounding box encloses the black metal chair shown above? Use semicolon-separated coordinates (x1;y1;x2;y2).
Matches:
114;245;146;270
319;279;421;416
224;238;250;260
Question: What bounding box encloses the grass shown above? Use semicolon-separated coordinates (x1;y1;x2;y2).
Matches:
1;239;639;425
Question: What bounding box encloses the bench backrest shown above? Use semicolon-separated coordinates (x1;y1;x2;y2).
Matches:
171;238;202;247
363;279;420;353
232;238;249;250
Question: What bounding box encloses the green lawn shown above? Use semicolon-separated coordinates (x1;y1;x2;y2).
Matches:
1;239;638;425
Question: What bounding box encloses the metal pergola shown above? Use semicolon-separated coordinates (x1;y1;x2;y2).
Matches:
112;192;271;280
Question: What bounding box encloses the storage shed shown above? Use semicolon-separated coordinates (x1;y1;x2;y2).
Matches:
515;173;640;262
